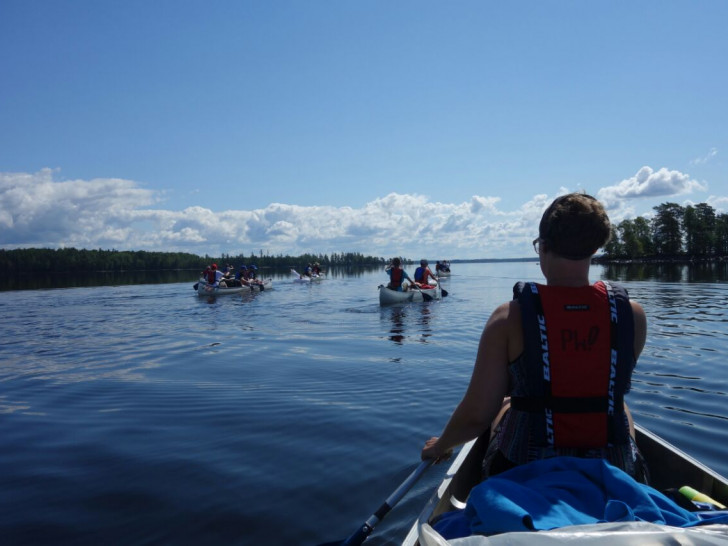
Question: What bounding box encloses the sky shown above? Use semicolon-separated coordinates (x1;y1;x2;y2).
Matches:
1;1;726;260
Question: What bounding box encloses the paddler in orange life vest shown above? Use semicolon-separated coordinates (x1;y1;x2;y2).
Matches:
413;259;438;287
385;257;414;291
421;192;648;481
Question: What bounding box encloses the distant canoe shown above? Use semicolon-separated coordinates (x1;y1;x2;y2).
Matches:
195;278;272;295
291;269;326;283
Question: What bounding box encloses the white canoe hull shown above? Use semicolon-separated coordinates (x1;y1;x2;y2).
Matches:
379;286;414;305
379;284;441;305
291;269;326;283
196;278;272;295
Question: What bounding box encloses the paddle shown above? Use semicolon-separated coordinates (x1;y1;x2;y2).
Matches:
319;459;433;546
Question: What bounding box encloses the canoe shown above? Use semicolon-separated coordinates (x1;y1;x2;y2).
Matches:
195;278;272;295
291;269;326;283
247;278;272;291
379;283;441;305
436;262;451;277
379;286;414;305
402;423;728;545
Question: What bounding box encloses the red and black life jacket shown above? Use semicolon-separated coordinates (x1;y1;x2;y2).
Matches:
511;281;635;448
207;269;217;284
390;268;404;288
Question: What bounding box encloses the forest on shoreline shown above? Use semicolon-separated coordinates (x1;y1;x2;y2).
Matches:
597;201;728;261
0;248;389;275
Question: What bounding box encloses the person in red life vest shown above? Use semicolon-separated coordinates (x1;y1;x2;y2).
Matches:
421;192;648;481
413;259;438;287
206;263;227;287
385;257;414;291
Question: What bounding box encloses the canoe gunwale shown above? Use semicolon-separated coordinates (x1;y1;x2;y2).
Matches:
402;424;728;545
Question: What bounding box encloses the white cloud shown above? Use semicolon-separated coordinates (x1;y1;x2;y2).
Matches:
596;166;706;210
690;147;718;166
1;168;723;259
707;195;728;213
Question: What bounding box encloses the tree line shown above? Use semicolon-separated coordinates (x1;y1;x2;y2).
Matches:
0;248;389;275
603;202;728;260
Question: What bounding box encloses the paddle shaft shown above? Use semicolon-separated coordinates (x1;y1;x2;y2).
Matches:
325;459;433;546
433;277;448;298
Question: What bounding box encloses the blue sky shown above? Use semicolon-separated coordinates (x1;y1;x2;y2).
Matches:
1;1;726;259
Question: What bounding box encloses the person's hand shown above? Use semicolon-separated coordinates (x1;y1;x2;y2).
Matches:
421;436;452;463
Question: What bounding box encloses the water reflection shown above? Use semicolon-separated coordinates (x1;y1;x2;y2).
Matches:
386;306;406;344
602;261;728;283
1;265;386;291
381;302;434;344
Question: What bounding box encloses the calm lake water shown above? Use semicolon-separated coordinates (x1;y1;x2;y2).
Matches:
1;262;727;545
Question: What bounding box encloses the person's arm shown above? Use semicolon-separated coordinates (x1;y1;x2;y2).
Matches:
622;300;646;439
422;302;512;461
631;300;646;360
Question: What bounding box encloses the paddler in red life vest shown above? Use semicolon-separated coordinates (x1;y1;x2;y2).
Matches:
206;263;219;284
384;257;414;291
421;192;649;481
413;259;438;287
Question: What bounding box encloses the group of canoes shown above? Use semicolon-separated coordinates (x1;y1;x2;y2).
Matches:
193;260;451;303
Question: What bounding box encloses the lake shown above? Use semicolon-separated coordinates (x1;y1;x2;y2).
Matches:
1;262;727;545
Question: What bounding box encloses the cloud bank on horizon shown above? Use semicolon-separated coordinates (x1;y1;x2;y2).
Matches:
1;166;722;260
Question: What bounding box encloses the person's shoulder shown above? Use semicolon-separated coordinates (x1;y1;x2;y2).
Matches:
630;299;645;316
487;300;516;326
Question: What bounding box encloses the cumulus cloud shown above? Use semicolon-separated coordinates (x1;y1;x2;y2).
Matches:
596;166;706;210
1;168;721;259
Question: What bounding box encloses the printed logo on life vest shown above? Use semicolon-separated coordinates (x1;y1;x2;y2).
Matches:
545;408;555;445
606;284;618;324
564;304;589;311
561;326;599;351
608;348;617;415
538;314;550;381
